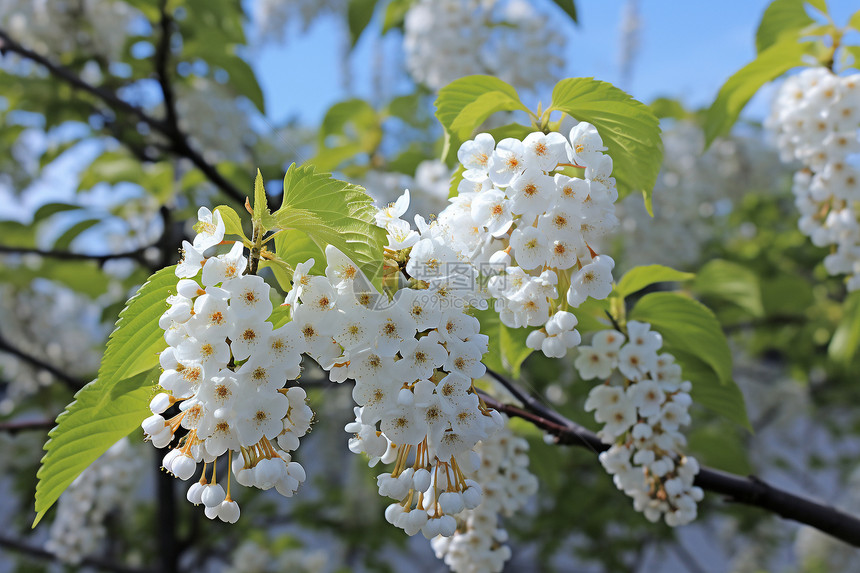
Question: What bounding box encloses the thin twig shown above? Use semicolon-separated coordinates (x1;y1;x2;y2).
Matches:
0;419;54;434
0;244;153;266
0;533;154;573
482;369;860;547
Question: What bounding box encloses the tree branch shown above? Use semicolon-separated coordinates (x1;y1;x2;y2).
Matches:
0;27;246;205
0;419;54;434
0;533;154;573
481;371;860;548
0;244;154;267
0;332;86;391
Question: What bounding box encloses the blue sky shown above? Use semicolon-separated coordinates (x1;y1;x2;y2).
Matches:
253;0;858;126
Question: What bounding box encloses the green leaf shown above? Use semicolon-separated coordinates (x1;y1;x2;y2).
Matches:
829;291;860;366
274;164;387;287
475;308;532;377
693;259;764;318
674;349;752;432
215;205;251;244
434;75;530;161
755;0;816;53
53;218;101;250
448;164;466;199
34;367;159;527
382;0;413;34
33;203;81;222
253;168;269;227
649;97;690;121
704;38;813;147
549;0;578;23
549;78;663;210
313;99;382;171
629;292;733;387
688;423;752;474
850;9;860;32
0;220;36;248
34;265;176;525
98;265;176;388
272;229;326;279
571;297;611;333
614;265;695;300
347;0;378;47
78;151;143;190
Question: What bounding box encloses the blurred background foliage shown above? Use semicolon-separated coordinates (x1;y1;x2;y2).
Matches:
1;0;859;571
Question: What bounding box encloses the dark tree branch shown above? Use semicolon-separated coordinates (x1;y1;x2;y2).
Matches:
481;371;860;548
0;419;54;434
155;0;179;133
0;533;154;573
0;333;86;391
0;244;154;267
0;27;246;205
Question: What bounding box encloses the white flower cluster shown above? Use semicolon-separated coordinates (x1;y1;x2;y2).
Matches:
331;203;504;537
431;125;619;358
0;282;105;414
0;0;134;60
403;0;564;92
575;322;702;526
225;539;328;573
431;418;537;573
766;68;860;289
45;438;142;564
142;207;312;523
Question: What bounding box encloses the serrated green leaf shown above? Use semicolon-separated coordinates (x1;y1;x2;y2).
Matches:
34;266;177;525
549;0;578;23
829;291;860;366
214;205;251;244
548;78;663;208
629;292;733;387
673;348;752;432
704;38;813;147
272;229;326;279
572;297;611;333
98;265;176;386
614;265;695;300
434;75;530;161
34;367;159;527
253;168;269;227
274;164;386;287
693;259;764;318
53;218;101;250
347;0;378;47
756;0;816;53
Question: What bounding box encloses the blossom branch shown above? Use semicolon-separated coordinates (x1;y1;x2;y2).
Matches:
0;244;153;267
0;28;246;205
0;419;54;434
481;371;860;547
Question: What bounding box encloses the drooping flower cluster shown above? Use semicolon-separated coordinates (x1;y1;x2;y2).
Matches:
142;207;312;523
318;220;503;537
575;322;702;526
46;438;142;564
766;68;860;290
430;418;538;573
431;125;619;358
403;0;565;92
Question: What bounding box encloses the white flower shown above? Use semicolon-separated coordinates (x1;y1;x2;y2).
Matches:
202;241;246;286
458;133;496;177
471;189;514;237
567;255;615;307
176;241;206;279
523;131;569;171
568;122;607;166
488;138;527;187
224;275;273;322
193;206;226;251
510;227;548;270
375;189;411;227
